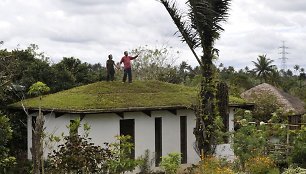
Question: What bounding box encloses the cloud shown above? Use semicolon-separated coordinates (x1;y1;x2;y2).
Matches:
262;0;306;12
0;0;305;70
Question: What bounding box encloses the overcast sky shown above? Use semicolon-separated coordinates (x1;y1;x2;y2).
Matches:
1;0;306;70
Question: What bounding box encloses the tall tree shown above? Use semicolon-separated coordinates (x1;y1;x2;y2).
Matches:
252;54;275;83
0;114;16;172
160;0;231;155
28;82;50;174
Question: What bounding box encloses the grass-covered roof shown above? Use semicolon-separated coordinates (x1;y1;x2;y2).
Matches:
10;80;249;112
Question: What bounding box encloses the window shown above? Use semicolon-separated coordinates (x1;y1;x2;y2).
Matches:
155;117;162;166
289;115;301;130
120;119;135;159
180;116;187;164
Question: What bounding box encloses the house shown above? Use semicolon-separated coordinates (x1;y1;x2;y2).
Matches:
241;83;305;128
11;80;253;169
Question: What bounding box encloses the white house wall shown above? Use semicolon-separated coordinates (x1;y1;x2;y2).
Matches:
179;110;200;164
28;108;235;165
82;113;119;146
124;112;155;162
158;110;181;157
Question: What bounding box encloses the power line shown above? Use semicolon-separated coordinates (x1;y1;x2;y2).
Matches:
279;41;289;70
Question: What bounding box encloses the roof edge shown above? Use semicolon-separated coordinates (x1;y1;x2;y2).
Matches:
9;103;254;114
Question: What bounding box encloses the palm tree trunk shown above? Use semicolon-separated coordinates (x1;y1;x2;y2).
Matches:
194;45;217;156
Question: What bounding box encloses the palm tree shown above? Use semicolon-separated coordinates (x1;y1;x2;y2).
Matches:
252;55;275;83
160;0;231;155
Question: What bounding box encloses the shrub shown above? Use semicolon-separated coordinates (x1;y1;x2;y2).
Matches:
159;153;181;174
248;93;281;122
291;125;306;168
192;156;234;174
138;149;153;174
245;156;278;174
47;120;111;173
47;119;140;174
107;135;141;174
233;111;267;169
0;114;16;172
282;165;306;174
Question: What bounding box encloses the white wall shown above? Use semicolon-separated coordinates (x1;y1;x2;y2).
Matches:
178;110;201;164
82;113;119;146
124;112;155;162
28;108;236;166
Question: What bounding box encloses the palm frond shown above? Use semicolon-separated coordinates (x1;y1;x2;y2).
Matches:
160;0;202;65
188;0;230;45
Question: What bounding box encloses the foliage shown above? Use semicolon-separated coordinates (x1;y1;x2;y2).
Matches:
245;156;278;174
130;46;201;84
229;96;247;104
2;42;306;173
138;149;153;174
4;111;29;174
11;80;243;119
232;110;268;170
160;0;231;156
132;46;176;80
282;165;306;174
290;125;306;168
252;54;276;83
107;135;141;174
47;120;140;174
191;156;234;174
249;92;282;122
51;57;104;91
0;114;16;171
28;81;50;96
47;119;111;173
28;81;50;174
159;153;180;174
0;46;105;107
11;81;197;110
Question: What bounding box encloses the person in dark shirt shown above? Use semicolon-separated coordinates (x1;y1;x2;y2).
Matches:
120;51;138;83
106;54;115;81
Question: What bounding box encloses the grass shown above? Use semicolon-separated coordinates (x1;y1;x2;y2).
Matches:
10;80;247;111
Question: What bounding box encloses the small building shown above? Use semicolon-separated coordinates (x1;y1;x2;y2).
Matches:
241;83;305;128
11;80;252;170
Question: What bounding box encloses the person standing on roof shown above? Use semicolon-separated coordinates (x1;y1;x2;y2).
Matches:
120;51;138;83
106;54;115;81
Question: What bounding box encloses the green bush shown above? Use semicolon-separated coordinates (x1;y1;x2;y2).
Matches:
0;114;16;172
47;119;140;174
191;156;234;174
107;135;141;174
47;120;111;173
233;111;267;170
245;155;279;174
282;165;306;174
290;125;306;168
159;153;181;174
138;149;153;174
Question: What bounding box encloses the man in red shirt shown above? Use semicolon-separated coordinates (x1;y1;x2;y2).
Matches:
120;51;138;83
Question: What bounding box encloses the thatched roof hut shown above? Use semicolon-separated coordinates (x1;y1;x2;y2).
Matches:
241;83;305;115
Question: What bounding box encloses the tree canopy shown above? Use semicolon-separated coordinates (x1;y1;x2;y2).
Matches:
252;54;275;83
160;0;231;155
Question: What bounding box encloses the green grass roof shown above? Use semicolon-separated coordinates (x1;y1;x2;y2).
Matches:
10;80;248;112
